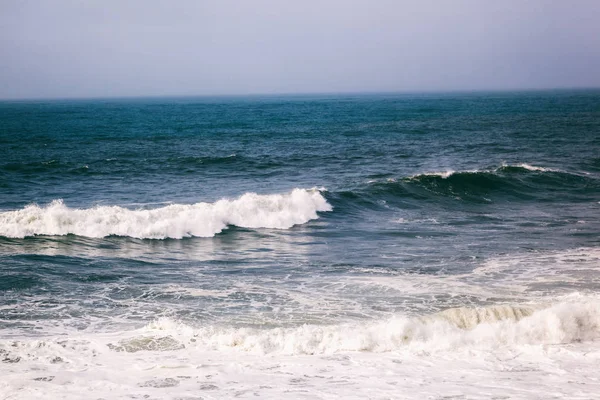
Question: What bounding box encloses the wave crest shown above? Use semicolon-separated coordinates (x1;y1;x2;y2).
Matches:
116;297;600;355
0;188;332;239
2;297;598;361
354;163;598;204
408;163;561;180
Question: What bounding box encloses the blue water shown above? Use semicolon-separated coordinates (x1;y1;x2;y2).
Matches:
1;91;600;398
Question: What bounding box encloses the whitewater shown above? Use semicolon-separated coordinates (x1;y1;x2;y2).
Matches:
0;189;331;239
2;293;600;399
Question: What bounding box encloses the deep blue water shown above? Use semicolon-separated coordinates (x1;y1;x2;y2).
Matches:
1;90;599;332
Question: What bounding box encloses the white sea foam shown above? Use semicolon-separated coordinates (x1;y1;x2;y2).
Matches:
437;170;456;178
1;296;598;359
503;162;559;172
0;188;332;239
109;295;599;355
2;296;599;399
408;170;457;179
471;247;600;296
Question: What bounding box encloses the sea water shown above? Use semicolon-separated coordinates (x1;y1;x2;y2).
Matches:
1;91;599;399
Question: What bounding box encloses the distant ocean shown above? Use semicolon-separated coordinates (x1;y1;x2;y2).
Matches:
1;91;599;399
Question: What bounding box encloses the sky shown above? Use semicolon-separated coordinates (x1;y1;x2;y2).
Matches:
1;0;599;99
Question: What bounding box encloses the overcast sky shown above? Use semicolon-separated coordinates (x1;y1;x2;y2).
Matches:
1;0;599;99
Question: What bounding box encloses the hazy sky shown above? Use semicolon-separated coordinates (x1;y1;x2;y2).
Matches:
1;0;599;99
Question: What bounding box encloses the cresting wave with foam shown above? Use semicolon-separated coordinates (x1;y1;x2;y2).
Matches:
1;296;598;360
132;297;597;355
353;162;600;206
0;188;332;239
366;163;594;193
407;163;562;180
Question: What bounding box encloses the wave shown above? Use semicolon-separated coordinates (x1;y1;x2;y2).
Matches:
1;296;598;368
0;188;331;239
2;297;597;362
90;296;598;356
352;163;599;205
409;163;559;179
407;163;573;180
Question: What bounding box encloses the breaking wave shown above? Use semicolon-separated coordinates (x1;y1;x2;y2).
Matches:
0;188;331;239
105;296;600;355
1;296;598;364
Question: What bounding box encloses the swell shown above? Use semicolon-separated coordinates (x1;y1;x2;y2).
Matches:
328;163;599;210
0;188;331;239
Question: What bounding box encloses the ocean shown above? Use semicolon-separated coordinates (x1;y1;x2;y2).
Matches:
1;91;599;399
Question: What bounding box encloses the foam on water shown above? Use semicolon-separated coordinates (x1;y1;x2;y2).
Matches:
471;247;600;295
2;295;597;358
1;242;599;399
131;295;598;354
509;163;558;172
2;295;600;399
0;188;331;239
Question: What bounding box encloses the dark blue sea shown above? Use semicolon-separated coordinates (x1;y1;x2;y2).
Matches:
1;91;600;399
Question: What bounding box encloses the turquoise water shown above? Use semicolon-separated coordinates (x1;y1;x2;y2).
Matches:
1;91;600;399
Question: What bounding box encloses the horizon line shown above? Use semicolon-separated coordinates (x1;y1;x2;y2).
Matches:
1;86;599;102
